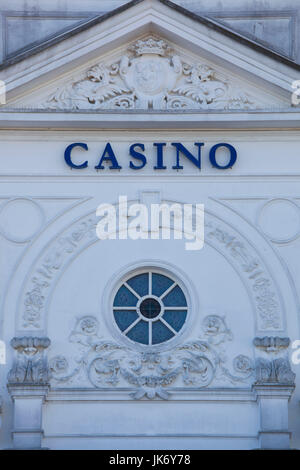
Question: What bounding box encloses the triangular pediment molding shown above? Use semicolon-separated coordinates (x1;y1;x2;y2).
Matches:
0;0;299;115
12;34;286;112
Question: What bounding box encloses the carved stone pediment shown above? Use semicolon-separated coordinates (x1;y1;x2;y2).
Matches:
25;35;278;112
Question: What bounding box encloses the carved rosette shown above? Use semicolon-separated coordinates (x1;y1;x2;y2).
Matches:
8;337;51;385
253;336;295;385
38;36;259;111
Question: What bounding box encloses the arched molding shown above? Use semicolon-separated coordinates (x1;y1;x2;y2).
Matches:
10;198;286;334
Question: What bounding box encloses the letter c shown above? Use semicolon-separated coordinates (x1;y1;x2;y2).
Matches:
64;142;88;169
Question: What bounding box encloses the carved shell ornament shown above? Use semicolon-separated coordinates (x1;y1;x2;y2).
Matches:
43;36;257;111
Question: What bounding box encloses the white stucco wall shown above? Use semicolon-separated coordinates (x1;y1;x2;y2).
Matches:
0;129;300;449
0;0;300;450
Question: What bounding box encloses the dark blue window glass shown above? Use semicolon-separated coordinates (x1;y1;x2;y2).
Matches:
152;273;174;297
163;285;187;307
152;321;175;344
113;285;138;307
126;273;149;297
126;320;149;345
162;310;187;332
114;310;139;331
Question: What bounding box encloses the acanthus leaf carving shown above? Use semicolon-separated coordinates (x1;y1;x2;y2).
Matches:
254;357;295;385
46;63;130;110
171;63;253;110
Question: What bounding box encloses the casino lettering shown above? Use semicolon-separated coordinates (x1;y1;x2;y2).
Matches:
64;142;237;170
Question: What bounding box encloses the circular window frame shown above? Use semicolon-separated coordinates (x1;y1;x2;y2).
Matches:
103;261;197;352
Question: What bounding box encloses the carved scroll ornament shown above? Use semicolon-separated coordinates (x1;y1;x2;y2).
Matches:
49;314;254;400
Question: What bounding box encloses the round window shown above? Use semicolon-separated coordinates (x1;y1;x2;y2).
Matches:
113;271;188;346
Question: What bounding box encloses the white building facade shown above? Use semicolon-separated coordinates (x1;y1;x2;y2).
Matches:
0;0;300;450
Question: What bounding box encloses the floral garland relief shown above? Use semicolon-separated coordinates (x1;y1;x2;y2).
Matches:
49;314;254;399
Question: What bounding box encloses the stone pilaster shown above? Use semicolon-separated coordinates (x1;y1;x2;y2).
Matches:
0;395;2;430
252;336;295;449
7;336;51;449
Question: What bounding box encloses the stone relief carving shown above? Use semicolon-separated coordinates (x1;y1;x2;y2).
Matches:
40;36;259;111
202;314;233;345
8;337;51;385
49;315;254;399
19;210;283;331
253;336;295;385
22;216;97;329
24;279;49;328
206;223;281;330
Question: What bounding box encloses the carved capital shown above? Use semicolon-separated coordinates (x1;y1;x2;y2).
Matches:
253;336;290;353
8;336;51;385
253;336;295;386
254;357;295;385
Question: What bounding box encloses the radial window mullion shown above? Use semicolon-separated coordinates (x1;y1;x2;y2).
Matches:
160;317;178;335
124;282;141;299
160;282;176;300
149;321;152;346
123;317;141;335
164;306;187;310
149;271;152;295
113;306;137;310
